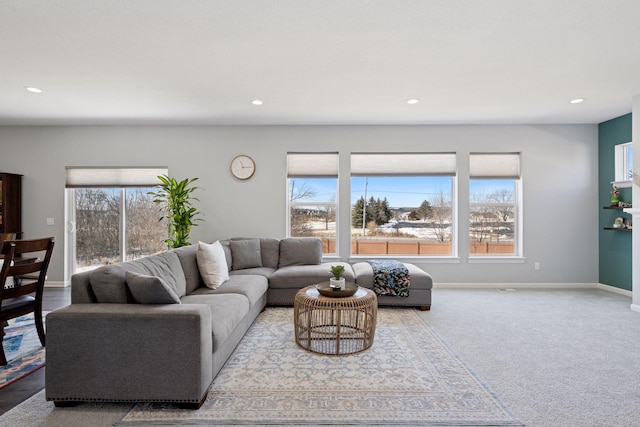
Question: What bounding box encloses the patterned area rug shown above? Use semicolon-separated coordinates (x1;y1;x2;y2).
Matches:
0;313;46;389
119;308;522;426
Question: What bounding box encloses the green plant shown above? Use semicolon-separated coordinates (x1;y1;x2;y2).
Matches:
149;175;202;249
330;265;345;280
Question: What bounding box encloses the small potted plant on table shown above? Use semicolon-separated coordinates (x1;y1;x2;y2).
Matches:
329;265;346;290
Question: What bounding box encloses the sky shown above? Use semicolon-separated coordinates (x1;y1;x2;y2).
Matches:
292;177;515;208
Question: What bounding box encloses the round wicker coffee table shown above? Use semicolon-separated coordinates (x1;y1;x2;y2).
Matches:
294;284;377;356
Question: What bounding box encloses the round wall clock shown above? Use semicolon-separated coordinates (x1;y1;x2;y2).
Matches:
230;155;256;180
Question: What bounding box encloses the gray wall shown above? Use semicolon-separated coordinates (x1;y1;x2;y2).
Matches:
0;124;598;285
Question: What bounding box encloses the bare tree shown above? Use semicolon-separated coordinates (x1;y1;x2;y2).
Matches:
430;190;451;243
74;187;168;269
488;189;514;222
289;180;318;202
75;188;120;266
126;188;167;260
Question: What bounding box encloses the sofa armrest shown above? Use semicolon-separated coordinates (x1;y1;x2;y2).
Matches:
45;303;213;405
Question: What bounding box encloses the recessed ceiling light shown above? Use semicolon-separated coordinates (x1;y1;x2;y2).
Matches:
406;98;419;105
251;100;263;106
570;98;584;104
24;86;42;93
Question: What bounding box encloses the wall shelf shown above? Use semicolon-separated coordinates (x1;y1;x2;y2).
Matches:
603;206;632;231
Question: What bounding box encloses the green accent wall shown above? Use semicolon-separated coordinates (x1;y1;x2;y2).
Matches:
598;113;632;290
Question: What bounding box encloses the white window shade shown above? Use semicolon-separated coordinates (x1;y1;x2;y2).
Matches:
351;153;456;176
287;153;338;177
65;167;168;188
470;153;520;179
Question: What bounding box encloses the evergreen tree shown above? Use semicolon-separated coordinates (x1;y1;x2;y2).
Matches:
417;200;433;220
352;196;366;228
353;196;393;228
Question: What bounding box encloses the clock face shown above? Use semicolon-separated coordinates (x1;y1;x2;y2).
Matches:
230;155;256;180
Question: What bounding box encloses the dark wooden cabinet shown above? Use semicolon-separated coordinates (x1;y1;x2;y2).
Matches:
0;173;22;238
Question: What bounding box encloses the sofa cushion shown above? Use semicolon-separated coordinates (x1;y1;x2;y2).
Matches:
259;238;280;268
230;239;263;270
229;266;276;279
278;238;322;267
197;241;229;289
219;240;233;271
90;251;186;303
180;293;250;352
173;244;204;295
125;271;181;304
269;262;355;289
89;264;133;303
190;274;268;307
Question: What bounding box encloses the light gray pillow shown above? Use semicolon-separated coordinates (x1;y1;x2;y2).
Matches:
125;271;181;304
230;239;263;270
278;238;323;267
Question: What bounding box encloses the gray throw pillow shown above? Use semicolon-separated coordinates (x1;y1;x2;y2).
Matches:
125;271;181;304
278;238;323;267
230;239;263;270
90;264;133;303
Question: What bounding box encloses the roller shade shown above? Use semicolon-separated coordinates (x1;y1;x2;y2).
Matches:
470;153;520;179
351;153;456;176
65;167;168;188
287;153;338;178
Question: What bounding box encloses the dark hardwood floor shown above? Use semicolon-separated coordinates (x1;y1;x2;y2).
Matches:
0;287;71;415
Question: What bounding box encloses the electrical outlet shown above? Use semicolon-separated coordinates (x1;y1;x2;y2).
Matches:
534;262;541;271
46;217;55;226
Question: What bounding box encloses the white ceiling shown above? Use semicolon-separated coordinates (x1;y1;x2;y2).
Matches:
2;0;640;126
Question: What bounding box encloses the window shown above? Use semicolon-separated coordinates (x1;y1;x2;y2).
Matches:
286;153;338;254
614;142;633;186
350;153;456;256
469;153;521;257
66;167;168;273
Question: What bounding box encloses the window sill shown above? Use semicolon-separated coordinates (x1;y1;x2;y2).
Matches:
467;256;526;264
611;180;632;188
348;255;461;264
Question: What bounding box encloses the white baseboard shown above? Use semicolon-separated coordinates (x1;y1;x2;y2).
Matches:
433;282;597;289
434;282;632;297
631;304;640;313
595;283;632;297
45;281;69;288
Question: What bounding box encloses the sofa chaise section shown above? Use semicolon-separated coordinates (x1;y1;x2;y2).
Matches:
352;261;433;310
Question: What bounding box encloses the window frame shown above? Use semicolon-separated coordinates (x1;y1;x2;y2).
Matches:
468;153;523;260
64;167;168;281
286;153;339;255
613;142;633;188
349;152;457;258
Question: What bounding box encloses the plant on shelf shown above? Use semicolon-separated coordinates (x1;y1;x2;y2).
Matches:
149;174;202;249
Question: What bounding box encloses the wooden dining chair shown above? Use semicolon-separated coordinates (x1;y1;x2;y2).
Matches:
0;233;16;249
0;237;55;365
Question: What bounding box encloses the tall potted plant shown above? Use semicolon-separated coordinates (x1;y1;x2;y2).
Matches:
149;174;202;249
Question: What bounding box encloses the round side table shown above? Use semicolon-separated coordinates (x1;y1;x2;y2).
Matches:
294;284;377;356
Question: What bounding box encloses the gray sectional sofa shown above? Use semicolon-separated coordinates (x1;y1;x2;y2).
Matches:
45;237;432;408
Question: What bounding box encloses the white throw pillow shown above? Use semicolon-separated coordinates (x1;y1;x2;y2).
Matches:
197;241;229;289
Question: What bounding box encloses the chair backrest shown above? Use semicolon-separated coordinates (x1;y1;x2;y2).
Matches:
0;237;55;299
0;233;16;250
